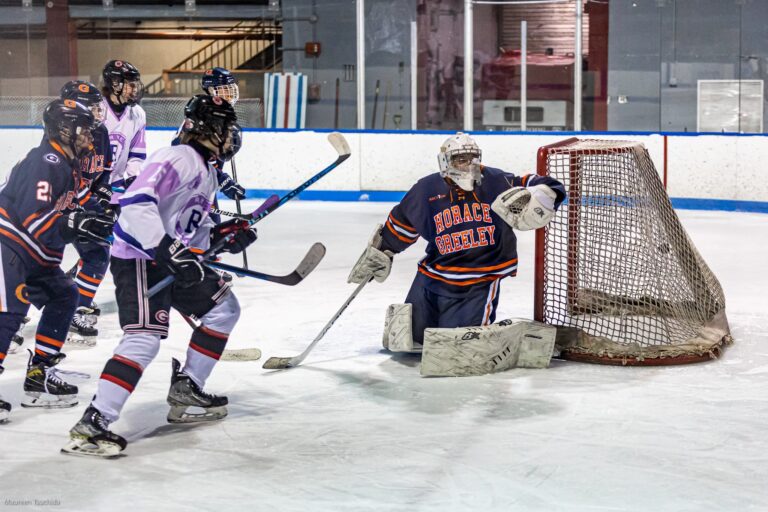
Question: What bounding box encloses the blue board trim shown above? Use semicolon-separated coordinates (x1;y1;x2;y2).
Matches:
218;189;768;213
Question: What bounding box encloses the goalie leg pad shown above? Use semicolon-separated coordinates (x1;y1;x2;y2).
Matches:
382;303;422;353
420;319;557;377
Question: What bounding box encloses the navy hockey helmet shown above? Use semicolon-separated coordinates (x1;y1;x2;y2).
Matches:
60;80;105;127
201;67;239;106
102;59;143;105
182;94;241;161
43;98;96;160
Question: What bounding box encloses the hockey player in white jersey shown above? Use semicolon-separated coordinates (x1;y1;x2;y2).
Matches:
100;60;146;199
62;95;256;458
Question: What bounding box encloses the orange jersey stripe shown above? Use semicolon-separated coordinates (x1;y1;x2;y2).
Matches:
0;227;49;266
388;213;416;233
23;211;43;228
418;266;502;286
432;258;518;273
77;289;96;298
386;220;417;244
33;213;61;239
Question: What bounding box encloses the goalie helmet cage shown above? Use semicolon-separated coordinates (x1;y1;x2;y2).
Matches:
533;137;732;366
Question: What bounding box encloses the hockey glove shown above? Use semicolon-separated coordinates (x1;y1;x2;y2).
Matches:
491;184;557;231
91;183;113;210
348;224;394;284
155;235;205;287
62;210;115;246
210;218;257;254
218;172;246;201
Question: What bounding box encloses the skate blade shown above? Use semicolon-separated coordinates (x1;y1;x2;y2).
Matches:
21;393;78;409
66;335;97;349
0;411;9;423
167;405;228;424
61;437;123;459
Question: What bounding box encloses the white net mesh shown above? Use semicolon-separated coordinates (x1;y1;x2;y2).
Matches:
536;138;732;365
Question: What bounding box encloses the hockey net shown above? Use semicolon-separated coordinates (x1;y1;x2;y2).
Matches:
534;138;731;366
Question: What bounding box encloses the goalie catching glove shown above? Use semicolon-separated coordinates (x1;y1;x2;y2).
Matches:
348;224;394;284
210;218;257;254
62;209;115;246
491;184;557;231
155;235;204;287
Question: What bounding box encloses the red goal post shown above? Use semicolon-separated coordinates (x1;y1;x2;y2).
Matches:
534;138;732;366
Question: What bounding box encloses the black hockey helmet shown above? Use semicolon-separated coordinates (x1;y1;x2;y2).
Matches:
201;67;239;106
102;59;143;105
43;98;96;160
182;94;241;161
60;80;105;127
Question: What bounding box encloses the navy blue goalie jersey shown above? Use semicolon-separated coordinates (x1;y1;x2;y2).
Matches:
380;166;565;297
0;140;81;267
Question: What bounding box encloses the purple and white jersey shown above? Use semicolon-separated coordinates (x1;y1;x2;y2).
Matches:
101;98;147;197
112;144;218;260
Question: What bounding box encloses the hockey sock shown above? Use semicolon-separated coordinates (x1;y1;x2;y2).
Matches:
33;292;78;364
93;355;144;424
183;326;229;388
74;254;108;308
0;313;26;366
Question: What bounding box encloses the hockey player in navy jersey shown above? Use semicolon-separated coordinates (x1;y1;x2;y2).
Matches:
348;132;566;356
59;81;114;346
63;95;255;457
0;99;115;421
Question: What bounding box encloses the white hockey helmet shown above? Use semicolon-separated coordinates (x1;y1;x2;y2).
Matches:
438;132;482;191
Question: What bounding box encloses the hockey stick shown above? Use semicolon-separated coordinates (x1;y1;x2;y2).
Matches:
179;313;262;362
211;194;279;220
262;278;371;370
207;242;325;286
230;156;248;270
148;132;350;298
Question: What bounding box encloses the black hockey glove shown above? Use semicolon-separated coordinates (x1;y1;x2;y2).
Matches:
210;218;257;254
62;210;115;246
217;172;246;201
155;235;205;287
91;183;113;210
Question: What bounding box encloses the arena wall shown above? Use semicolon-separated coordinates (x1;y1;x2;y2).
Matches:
0;127;765;212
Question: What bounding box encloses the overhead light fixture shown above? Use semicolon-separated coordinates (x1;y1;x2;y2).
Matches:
268;0;280;13
103;0;114;11
185;0;196;13
21;0;32;11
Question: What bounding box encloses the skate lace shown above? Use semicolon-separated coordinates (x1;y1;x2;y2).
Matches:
44;367;91;392
73;313;97;328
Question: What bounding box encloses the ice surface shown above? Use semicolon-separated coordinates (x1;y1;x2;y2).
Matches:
1;201;766;511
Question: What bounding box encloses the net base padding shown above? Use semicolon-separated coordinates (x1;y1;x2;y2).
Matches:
553;310;733;366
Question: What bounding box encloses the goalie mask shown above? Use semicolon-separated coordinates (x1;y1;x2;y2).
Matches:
201;67;240;106
438;132;482;191
182;94;241;162
102;60;144;106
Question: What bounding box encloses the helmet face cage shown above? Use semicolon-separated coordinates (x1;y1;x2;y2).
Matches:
202;68;239;105
182;94;239;161
437;133;483;191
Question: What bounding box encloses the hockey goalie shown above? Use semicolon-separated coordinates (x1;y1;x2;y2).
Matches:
348;132;566;377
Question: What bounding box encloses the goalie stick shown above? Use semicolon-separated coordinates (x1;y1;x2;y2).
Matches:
148;132;351;298
208;242;325;286
262;278;371;370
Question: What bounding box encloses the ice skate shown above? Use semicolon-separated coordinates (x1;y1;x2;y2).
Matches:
62;405;126;458
21;350;79;409
166;358;228;424
7;316;30;355
67;307;98;349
